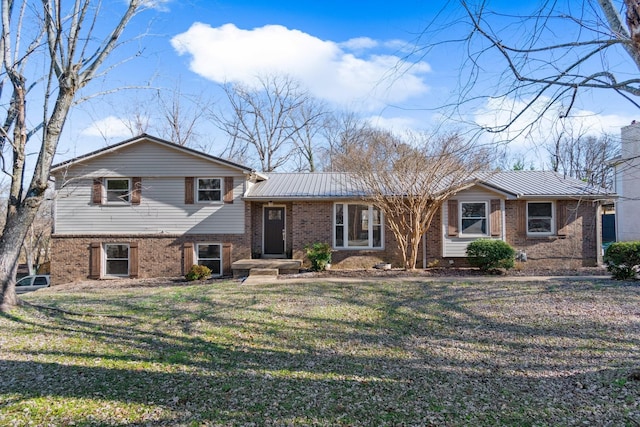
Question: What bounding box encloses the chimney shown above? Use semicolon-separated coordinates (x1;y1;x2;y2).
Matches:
621;120;640;159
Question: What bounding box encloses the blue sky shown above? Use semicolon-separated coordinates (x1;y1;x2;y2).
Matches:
59;0;639;168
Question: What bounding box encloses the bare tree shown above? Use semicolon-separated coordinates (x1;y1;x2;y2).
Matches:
157;85;208;147
290;97;328;172
415;1;640;136
0;0;150;311
21;198;52;275
336;130;493;270
213;74;326;172
548;132;618;189
322;111;374;172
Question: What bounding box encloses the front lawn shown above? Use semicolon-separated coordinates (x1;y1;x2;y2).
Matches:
1;278;638;426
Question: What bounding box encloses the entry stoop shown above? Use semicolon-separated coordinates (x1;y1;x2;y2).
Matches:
249;268;279;276
232;259;303;278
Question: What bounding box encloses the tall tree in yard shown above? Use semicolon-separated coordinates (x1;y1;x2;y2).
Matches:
0;0;149;311
419;1;640;135
335;130;492;270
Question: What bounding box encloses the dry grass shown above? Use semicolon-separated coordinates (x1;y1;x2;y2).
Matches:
1;276;639;426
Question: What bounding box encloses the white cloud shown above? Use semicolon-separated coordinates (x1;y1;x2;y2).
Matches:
339;37;378;50
473;96;637;167
80;116;134;139
170;23;430;110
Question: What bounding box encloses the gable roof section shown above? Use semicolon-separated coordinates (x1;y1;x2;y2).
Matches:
246;170;615;200
50;133;255;174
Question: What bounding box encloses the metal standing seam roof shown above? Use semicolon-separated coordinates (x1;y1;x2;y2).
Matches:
245;170;614;200
482;170;613;198
246;173;368;199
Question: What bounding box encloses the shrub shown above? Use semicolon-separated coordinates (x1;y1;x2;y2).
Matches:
604;241;640;280
185;264;212;281
466;239;516;271
304;242;332;271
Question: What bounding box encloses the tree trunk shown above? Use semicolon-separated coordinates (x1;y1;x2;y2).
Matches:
0;213;33;311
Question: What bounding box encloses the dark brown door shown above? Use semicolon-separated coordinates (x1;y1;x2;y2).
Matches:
264;207;285;255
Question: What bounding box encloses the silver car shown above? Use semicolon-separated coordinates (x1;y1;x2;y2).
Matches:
15;274;50;294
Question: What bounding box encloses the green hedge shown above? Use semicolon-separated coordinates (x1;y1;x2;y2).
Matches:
304;242;332;271
185;264;212;281
604;241;640;280
466;239;516;271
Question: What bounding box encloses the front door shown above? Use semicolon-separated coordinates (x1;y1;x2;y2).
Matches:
264;206;285;256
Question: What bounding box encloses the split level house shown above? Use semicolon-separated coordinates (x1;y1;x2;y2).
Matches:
49;134;614;284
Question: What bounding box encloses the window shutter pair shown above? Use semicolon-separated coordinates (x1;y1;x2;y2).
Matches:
447;199;501;237
92;178;141;205
89;241;139;278
182;242;233;275
184;176;234;204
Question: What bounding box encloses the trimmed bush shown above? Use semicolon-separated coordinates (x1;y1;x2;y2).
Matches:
304;242;332;271
185;264;212;281
466;239;516;271
604;241;640;280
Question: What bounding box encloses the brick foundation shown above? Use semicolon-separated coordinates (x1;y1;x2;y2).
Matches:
51;233;250;285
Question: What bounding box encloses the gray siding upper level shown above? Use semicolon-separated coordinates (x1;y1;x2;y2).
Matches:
54;139;247;179
52;139;247;235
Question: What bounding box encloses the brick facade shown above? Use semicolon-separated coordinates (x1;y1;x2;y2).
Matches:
51;233;251;284
503;199;598;268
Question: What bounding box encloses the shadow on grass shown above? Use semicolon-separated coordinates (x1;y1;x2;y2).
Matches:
1;279;639;426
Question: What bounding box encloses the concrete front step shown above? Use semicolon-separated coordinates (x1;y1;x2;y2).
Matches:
249;268;279;276
232;259;303;278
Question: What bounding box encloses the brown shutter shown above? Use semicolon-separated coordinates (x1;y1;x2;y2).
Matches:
447;200;459;237
89;242;101;279
556;200;567;237
92;179;103;205
222;243;232;275
185;177;194;204
183;242;194;274
224;176;234;204
517;200;527;237
490;199;501;237
129;242;139;278
131;177;142;205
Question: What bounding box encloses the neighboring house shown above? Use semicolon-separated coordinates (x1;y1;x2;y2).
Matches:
50;134;613;284
612;121;640;241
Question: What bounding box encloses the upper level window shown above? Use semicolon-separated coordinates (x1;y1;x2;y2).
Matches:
106;178;131;203
197;178;222;202
527;202;553;234
460;202;487;235
334;203;383;249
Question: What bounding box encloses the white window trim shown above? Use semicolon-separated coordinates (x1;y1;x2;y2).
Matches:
104;178;131;205
195;243;223;276
103;243;130;277
333;203;384;250
526;201;555;236
196;177;223;203
459;201;489;237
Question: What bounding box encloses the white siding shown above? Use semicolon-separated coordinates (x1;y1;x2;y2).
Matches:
442;187;504;257
53;140;247;235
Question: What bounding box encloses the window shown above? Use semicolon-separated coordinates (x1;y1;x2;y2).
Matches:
196;243;222;276
105;178;131;203
104;244;129;276
334;203;383;249
527;202;553;234
460;202;487;235
197;178;222;202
